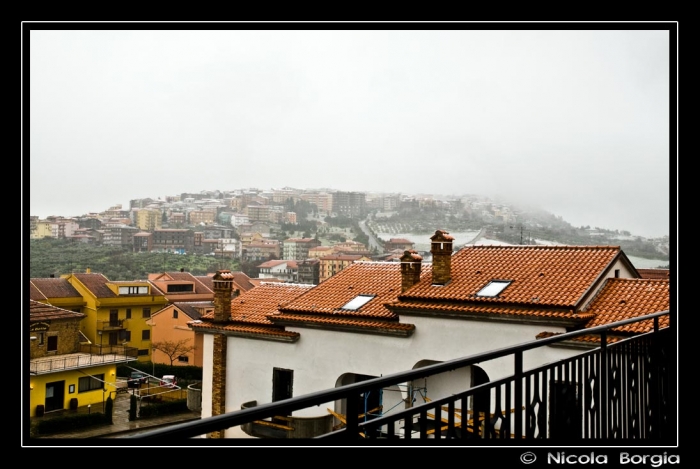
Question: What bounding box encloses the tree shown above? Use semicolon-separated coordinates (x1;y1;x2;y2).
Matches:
151;339;195;368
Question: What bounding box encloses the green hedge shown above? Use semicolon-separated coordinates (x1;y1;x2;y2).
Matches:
33;412;109;435
139;399;188;418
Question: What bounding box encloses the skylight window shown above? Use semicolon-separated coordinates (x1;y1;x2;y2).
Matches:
476;280;511;298
341;295;375;311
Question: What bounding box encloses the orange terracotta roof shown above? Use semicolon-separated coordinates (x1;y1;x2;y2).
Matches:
398;245;622;309
30;278;83;300
385;299;588;322
199;282;314;325
271;313;415;336
637;269;670;280
188;321;300;340
29;299;86;321
583;278;670;333
276;261;425;322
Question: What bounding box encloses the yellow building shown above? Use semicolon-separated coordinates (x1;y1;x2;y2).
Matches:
63;271;168;362
29;300;138;417
135;208;163;231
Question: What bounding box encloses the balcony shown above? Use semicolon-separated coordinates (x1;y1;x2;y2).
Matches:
29;345;139;375
97;319;125;332
129;311;675;443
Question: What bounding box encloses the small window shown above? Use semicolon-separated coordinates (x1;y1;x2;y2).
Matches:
126;308;132;319
341;295;375;311
614;269;620;278
142;308;151;318
173;309;178;319
177;355;189;363
38;332;44;345
142;330;150;340
78;374;104;393
137;349;149;356
476;280;512;298
123;330;131;342
47;335;58;352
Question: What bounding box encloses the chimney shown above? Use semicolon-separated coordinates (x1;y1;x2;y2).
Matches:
400;250;422;292
430;230;454;285
212;269;233;323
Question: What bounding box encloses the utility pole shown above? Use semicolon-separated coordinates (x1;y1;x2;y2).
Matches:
520;226;523;245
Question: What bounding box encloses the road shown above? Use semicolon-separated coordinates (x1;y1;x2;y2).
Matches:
358;218;384;252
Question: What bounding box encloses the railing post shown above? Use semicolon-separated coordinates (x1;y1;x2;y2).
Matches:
600;330;608;439
346;393;359;441
515;350;523;440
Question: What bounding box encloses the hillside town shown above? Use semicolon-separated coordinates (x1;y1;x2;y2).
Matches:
27;187;673;441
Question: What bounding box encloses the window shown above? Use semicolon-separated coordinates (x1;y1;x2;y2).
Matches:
142;307;151;318
142;330;150;341
272;367;294;403
125;308;131;319
614;269;620;278
78;374;104;393
38;332;44;345
177;355;189;363
173;309;179;319
476;280;512;298
167;284;194;293
341;295;375;311
118;286;149;295
47;335;58;352
137;349;149;356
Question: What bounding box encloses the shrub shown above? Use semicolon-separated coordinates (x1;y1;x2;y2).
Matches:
105;395;114;424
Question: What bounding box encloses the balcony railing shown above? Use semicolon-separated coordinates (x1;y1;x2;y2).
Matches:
29;345;139;374
97;319;125;331
130;311;675;443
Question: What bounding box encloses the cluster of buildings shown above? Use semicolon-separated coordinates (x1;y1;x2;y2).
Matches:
28;224;671;438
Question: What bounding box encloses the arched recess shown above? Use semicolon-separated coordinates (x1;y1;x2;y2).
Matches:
333;372;403;432
409;360;491;428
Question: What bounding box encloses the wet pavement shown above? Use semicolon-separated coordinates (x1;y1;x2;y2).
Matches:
28;389;201;441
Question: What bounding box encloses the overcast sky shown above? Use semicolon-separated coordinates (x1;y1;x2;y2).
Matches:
26;27;673;239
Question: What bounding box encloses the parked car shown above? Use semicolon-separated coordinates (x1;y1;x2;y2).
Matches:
160;375;177;388
127;371;148;388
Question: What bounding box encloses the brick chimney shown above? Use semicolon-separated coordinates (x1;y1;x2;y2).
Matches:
430;230;454;285
210;269;233;438
212;270;234;323
400;250;422;292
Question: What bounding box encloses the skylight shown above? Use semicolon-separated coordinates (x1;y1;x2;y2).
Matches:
341;295;375;311
476;280;511;298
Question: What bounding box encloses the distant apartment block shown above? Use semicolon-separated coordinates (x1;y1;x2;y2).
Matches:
133;232;152;253
152;229;195;253
189;210;216;225
300;192;333;214
384;238;415;252
246;204;271;223
283;237;322;261
332;191;367;218
135;208;162;231
297;258;320;285
101;224;139;247
318;254;370;283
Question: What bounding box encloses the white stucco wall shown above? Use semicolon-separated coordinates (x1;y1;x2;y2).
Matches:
201;315;585;438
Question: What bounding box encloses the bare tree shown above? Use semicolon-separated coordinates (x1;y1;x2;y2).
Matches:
151;339;195;368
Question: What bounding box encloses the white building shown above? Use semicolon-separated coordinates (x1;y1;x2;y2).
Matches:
191;230;670;439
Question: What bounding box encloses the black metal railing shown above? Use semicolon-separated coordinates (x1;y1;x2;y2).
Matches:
130;311;674;443
29;345;139;374
97;319;125;331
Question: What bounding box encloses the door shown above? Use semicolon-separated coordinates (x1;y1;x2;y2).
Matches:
272;368;293;402
45;380;65;412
